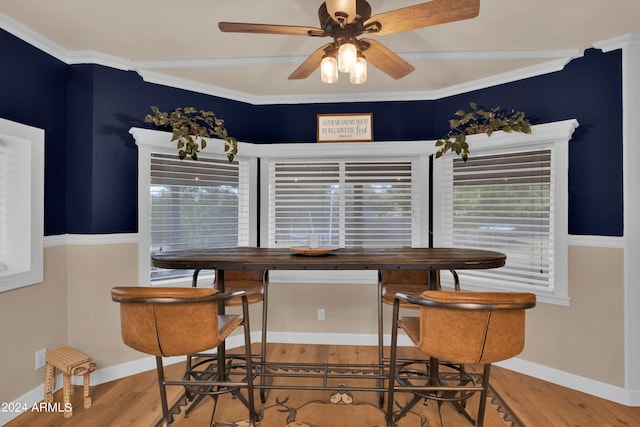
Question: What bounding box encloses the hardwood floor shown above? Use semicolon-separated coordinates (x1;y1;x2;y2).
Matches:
6;343;640;427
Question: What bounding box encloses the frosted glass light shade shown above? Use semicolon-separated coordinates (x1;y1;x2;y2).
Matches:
320;56;339;84
338;43;357;73
349;57;367;84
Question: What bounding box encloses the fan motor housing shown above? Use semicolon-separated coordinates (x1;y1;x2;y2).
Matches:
318;0;372;37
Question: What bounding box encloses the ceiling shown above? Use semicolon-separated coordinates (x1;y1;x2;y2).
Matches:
1;0;639;104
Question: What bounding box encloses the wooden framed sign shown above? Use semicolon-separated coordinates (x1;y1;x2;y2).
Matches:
317;113;373;142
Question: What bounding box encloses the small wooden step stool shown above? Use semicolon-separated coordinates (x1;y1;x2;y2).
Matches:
44;346;96;418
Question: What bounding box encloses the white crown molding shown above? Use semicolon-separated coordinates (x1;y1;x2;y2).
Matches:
593;32;640;52
64;50;132;70
403;49;583;62
425;55;581;100
0;11;67;63
1;10;585;105
135;69;258;104
137;53;582;105
0;12;134;71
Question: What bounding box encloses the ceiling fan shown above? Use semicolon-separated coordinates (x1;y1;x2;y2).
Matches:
218;0;480;84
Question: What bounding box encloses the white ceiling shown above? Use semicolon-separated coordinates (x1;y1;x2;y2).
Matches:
1;0;639;104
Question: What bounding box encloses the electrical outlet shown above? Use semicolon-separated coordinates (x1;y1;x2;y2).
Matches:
35;348;46;370
317;308;325;321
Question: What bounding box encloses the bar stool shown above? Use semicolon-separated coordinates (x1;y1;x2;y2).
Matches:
386;290;536;427
111;286;257;427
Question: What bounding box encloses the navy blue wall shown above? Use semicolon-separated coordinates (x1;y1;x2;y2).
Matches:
65;65;255;233
0;27;623;236
254;49;624;236
434;49;623;236
0;30;68;235
254;100;436;143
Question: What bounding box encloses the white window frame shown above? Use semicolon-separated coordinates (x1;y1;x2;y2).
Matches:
133;123;577;294
0;118;44;292
257;140;433;284
433;120;579;305
267;159;419;248
131;127;258;286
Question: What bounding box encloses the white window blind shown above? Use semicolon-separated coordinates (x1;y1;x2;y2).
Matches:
150;153;247;281
344;162;413;247
441;149;555;291
269;160;414;248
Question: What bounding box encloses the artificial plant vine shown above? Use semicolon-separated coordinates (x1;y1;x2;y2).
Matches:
434;102;532;161
144;106;238;161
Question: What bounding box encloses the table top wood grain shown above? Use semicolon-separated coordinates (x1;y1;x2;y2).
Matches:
151;247;506;272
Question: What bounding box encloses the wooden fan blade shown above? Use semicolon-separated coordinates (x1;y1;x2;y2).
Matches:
360;38;415;80
364;0;479;36
288;43;333;80
325;0;357;23
219;22;325;37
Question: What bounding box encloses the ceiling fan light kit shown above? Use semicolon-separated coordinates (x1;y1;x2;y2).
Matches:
338;42;358;73
350;56;367;84
218;0;480;85
318;40;367;84
321;55;339;84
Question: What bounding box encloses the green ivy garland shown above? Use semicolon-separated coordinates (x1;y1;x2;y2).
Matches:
144;106;238;161
434;102;532;161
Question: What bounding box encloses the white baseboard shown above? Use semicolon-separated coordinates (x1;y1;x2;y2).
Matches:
0;373;65;426
0;383;46;426
3;332;637;426
496;357;640;407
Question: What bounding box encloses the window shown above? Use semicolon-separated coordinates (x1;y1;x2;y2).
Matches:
149;153;250;282
267;160;416;248
132;128;256;285
259;140;432;283
433;120;578;305
0;118;44;292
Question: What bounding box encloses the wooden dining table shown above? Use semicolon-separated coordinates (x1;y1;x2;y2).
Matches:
150;246;507;423
151;246;506;351
151;246;506;289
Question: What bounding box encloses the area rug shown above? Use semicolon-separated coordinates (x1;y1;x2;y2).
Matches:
171;381;524;427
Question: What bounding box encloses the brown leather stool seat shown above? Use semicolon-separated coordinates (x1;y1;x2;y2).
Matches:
111;286;257;427
386;290;536;427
